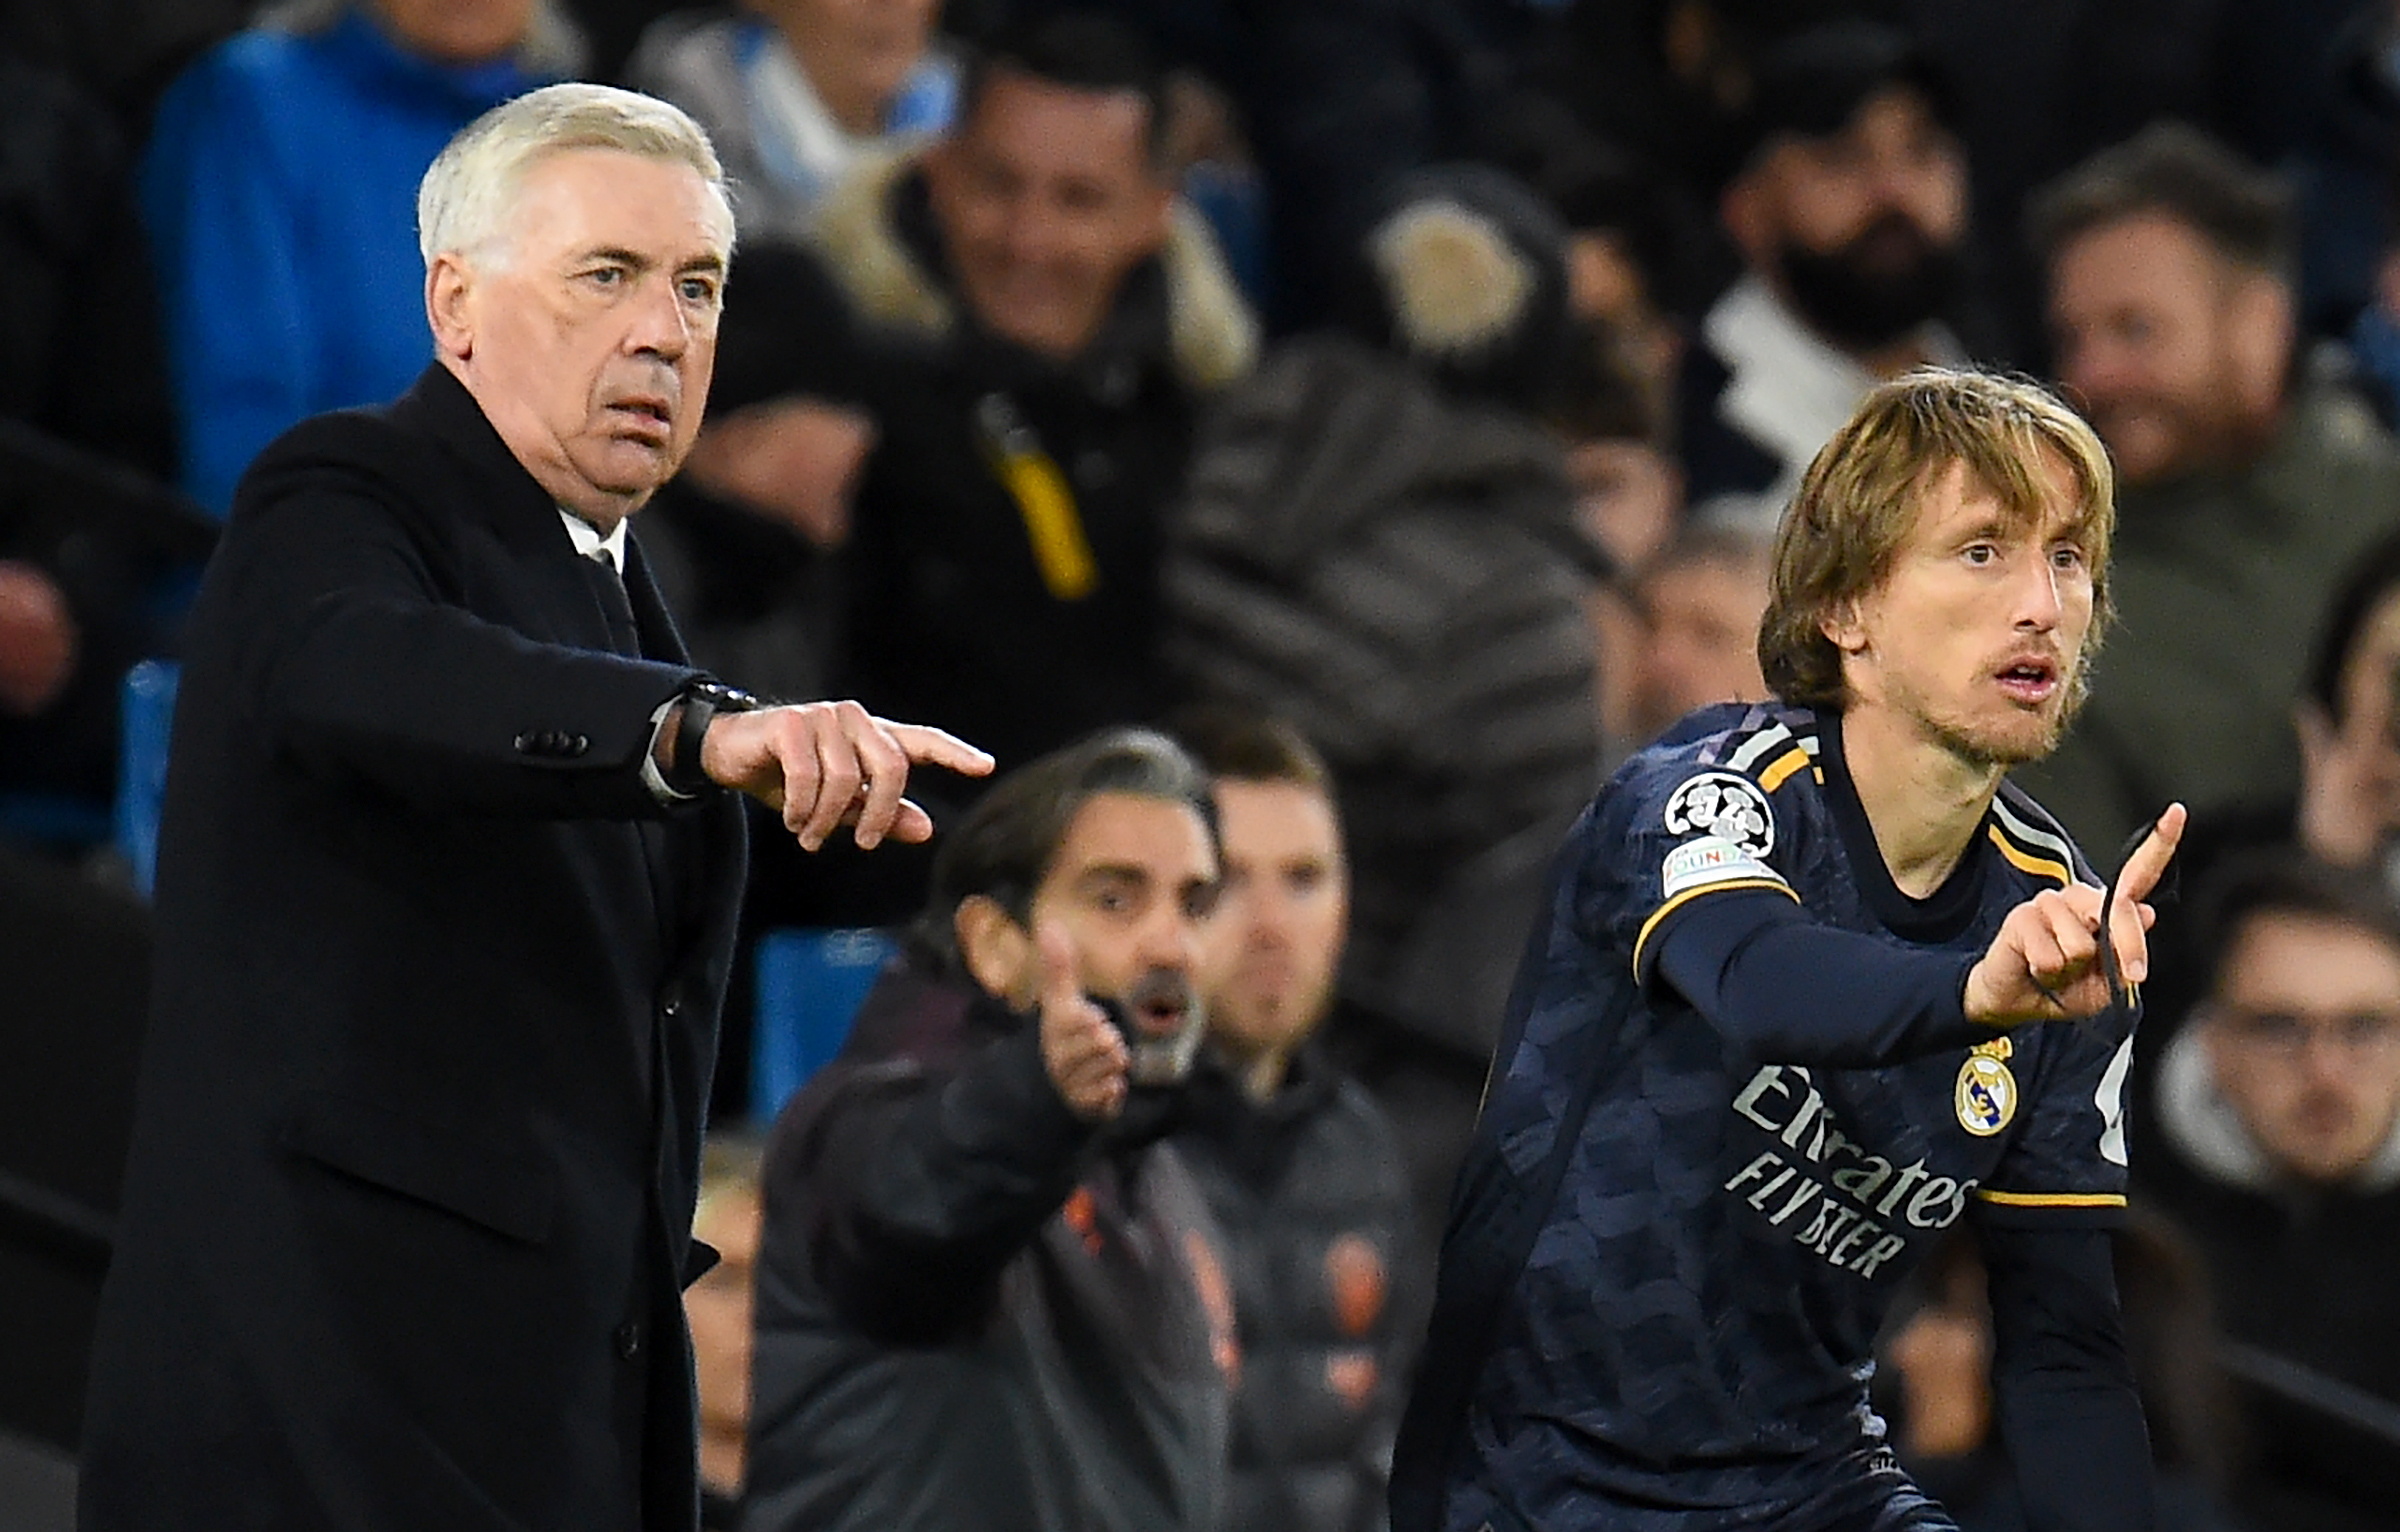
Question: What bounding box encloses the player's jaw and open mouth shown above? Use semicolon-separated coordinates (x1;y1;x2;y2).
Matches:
1992;651;2062;710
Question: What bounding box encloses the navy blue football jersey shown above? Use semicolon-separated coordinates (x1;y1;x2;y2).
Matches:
1430;702;2135;1532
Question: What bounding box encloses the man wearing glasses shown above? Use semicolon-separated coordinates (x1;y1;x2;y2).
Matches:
2146;851;2400;1530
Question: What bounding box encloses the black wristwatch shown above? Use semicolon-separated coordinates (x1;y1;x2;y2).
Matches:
665;681;763;798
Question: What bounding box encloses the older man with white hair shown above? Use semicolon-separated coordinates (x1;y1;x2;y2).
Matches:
79;83;988;1532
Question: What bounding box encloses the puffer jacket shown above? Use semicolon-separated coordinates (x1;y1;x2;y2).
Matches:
1164;332;1606;1073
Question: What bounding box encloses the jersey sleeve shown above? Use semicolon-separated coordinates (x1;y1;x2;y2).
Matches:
1578;752;1801;986
1971;1016;2135;1229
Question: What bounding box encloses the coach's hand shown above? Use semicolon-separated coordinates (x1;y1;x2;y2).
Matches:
1035;923;1129;1123
1964;804;2185;1029
697;699;993;851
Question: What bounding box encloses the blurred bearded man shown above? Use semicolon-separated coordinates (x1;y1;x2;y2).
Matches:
1678;20;1977;518
744;729;1237;1532
2014;124;2400;854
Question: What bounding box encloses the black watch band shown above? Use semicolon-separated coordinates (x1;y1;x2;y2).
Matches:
665;682;763;798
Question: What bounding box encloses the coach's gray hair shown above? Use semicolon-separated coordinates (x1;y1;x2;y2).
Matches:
416;83;733;269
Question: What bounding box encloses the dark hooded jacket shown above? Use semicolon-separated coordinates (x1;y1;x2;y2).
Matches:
1162;333;1602;1246
743;960;1234;1532
1171;1049;1417;1532
1164;332;1604;1079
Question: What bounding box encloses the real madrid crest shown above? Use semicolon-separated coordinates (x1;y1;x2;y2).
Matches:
1956;1038;2017;1136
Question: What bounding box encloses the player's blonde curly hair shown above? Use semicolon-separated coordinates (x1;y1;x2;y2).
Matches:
1757;368;2116;712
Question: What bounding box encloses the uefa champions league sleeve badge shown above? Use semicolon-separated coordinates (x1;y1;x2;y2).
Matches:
1956;1038;2017;1136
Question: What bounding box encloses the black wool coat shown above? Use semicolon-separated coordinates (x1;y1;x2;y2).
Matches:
78;364;748;1532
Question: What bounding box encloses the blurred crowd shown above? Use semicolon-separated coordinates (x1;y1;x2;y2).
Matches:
7;0;2400;1528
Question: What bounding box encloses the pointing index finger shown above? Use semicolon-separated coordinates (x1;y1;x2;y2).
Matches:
2115;802;2186;906
885;721;995;778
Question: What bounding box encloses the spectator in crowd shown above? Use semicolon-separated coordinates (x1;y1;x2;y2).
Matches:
705;12;1255;783
997;0;1514;333
1626;525;1774;747
627;0;956;247
1491;120;1694;443
0;54;208;847
139;0;583;513
1548;312;1683;580
688;1134;766;1530
2016;124;2400;855
743;728;1236;1532
1165;163;1604;1244
1542;314;1682;766
2138;528;2400;1041
1677;19;1976;519
2140;852;2400;1532
1880;1215;2247;1532
1172;707;1416;1532
2288;529;2400;881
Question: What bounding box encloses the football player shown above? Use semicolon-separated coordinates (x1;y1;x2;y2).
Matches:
1395;368;2180;1532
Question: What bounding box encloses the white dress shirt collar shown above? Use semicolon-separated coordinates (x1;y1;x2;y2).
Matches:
558;509;630;570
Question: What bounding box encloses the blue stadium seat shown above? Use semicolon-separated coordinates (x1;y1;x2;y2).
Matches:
750;927;897;1123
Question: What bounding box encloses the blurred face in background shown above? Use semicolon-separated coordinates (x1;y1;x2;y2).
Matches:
2048;212;2292;486
2296;585;2400;867
1633;545;1772;739
762;0;943;133
2203;910;2400;1183
923;67;1173;361
1723;86;1967;353
1202;778;1348;1080
370;0;535;62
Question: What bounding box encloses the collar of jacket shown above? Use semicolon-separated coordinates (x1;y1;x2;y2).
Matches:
1178;1042;1342;1184
2116;355;2390;528
389;363;587;562
811;145;1257;396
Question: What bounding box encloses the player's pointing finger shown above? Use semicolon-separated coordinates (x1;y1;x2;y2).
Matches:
2116;802;2186;905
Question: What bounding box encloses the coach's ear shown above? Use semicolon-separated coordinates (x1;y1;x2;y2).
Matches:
426;253;478;364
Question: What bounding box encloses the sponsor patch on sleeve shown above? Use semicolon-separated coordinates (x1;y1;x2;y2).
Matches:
1660;834;1785;899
